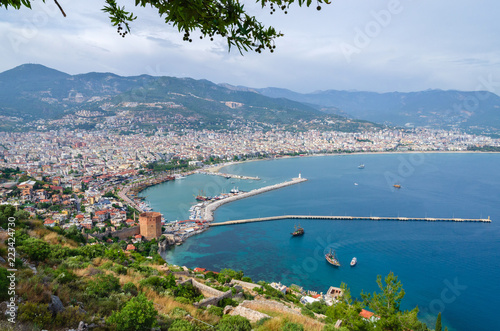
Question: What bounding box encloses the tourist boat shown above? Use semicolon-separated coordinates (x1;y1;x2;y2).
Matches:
393;184;401;189
358;164;365;169
350;257;357;267
325;249;341;267
291;224;304;236
230;187;239;194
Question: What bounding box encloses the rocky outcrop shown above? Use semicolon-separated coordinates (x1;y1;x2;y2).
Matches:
48;295;64;315
228;305;271;323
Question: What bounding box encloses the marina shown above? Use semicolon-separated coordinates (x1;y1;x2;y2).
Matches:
200;175;308;222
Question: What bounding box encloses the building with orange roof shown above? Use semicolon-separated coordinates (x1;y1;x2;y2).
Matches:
359;309;380;323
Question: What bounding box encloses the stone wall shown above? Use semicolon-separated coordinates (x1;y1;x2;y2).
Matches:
228;305;270;323
191;278;226;298
231;279;262;291
195;290;233;308
179;278;234;308
94;226;140;240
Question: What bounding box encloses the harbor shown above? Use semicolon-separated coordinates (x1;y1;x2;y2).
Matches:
210;215;492;226
200;175;308;222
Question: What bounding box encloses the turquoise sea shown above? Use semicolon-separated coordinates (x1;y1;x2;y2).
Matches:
140;153;500;331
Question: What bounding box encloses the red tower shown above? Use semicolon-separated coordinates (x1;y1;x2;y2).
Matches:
139;212;162;240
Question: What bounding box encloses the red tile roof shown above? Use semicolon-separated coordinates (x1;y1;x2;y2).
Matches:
359;309;375;319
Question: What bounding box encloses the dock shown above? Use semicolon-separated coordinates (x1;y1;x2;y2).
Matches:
209;215;492;226
201;176;308;222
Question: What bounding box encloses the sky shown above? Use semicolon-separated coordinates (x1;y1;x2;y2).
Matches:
1;0;500;94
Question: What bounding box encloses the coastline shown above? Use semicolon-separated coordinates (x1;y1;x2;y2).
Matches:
204;150;500;173
137;150;500;219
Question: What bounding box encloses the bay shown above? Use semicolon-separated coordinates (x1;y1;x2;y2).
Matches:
140;153;500;331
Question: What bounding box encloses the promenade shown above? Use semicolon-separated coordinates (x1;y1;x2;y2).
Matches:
210;215;492;226
201;176;308;222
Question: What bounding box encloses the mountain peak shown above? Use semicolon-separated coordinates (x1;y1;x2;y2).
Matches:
0;63;70;82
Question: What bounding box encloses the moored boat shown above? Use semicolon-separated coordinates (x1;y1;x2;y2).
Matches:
291;224;304;236
325;248;341;267
350;257;357;266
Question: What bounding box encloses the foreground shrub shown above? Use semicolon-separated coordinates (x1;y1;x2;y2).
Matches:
53;306;86;327
0;267;10;300
107;294;158;330
217;297;238;308
282;321;305;331
170;307;189;318
169;319;197;331
207;305;223;317
174;282;203;303
139;274;175;293
123;282;138;296
86;273;120;298
216;315;251;331
18;302;51;328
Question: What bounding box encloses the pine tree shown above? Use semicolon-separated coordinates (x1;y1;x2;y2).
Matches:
435;312;442;331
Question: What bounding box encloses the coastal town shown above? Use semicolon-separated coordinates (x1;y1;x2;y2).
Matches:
0;127;499;241
0;126;495;330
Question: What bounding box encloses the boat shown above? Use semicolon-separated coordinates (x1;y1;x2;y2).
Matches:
291;224;304;236
393;184;401;189
325;248;341;267
350;257;357;267
358;164;365;169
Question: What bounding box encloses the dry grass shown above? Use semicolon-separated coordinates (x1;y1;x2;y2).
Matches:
24;227;79;247
74;265;103;278
246;302;325;331
41;231;59;244
255;313;325;331
91;257;105;267
17;276;53;304
139;282;221;326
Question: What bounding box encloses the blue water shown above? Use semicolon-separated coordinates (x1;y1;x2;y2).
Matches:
141;153;500;331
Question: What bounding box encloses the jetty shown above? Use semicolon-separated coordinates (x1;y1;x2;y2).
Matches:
201;176;308;222
209;215;492;226
198;170;260;180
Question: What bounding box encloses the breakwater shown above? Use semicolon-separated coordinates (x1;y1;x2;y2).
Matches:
198;170;260;180
210;215;492;226
201;177;308;222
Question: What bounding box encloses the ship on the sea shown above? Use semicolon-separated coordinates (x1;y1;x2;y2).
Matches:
358;164;365;169
325;248;341;267
291;224;304;236
394;184;401;189
350;257;357;267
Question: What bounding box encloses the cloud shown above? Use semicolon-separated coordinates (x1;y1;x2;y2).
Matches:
1;0;500;93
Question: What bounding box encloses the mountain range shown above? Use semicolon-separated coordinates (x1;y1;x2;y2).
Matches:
254;87;500;133
1;64;499;134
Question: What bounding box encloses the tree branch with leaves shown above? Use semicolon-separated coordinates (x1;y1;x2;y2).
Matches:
2;0;331;53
